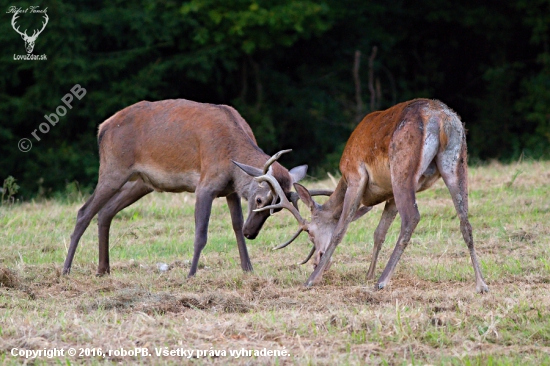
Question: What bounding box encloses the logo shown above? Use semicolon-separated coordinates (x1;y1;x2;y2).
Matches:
7;6;48;60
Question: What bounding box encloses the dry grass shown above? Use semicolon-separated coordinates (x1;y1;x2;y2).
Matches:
0;160;549;365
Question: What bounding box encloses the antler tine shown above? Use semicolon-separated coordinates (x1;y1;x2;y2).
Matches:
273;228;303;250
299;246;316;265
11;13;27;37
253;174;305;225
288;190;330;211
262;149;292;174
309;189;334;196
38;13;49;34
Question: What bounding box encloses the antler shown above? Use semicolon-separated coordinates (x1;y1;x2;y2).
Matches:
32;13;49;39
308;189;334;196
273;226;316;265
11;13;27;37
255;149;329;251
273;228;303;250
262;149;292;174
253;171;309;250
11;13;48;39
262;149;292;214
253;173;305;225
273;189;333;250
299;246;316;265
272;226;316;265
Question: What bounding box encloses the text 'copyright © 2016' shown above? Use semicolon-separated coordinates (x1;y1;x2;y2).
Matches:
11;347;291;359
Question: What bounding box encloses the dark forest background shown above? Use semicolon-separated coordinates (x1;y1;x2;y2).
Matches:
1;0;549;198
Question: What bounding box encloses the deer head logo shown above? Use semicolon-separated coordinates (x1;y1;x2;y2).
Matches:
11;12;48;54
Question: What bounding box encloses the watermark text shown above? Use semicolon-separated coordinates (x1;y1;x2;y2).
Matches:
18;84;86;152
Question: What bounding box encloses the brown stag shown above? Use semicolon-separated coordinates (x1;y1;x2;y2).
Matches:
62;99;311;277
245;99;489;293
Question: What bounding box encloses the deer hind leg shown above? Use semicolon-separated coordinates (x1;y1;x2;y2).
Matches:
376;118;428;290
188;186;217;277
437;138;489;293
226;192;253;272
96;179;153;276
63;171;131;275
367;199;398;280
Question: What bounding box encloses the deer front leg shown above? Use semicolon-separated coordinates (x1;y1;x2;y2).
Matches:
375;188;420;290
305;172;367;287
188;188;217;277
226;192;253;272
366;199;398;280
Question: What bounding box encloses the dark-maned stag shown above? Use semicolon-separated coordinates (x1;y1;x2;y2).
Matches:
62;99;309;277
245;99;489;293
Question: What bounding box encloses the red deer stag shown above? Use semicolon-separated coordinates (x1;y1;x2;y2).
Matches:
62;99;311;277
245;99;489;293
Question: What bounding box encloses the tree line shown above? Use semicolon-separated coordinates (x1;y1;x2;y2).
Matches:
1;0;549;197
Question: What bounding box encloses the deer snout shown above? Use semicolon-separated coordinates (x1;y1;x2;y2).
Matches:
242;228;257;240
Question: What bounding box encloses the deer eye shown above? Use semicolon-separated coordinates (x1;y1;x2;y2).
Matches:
256;198;262;205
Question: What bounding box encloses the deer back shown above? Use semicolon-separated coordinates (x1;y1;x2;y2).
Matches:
340;98;459;206
96;100;270;191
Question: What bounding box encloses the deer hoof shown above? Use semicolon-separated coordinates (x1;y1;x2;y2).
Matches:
242;262;253;272
477;283;489;293
375;282;385;291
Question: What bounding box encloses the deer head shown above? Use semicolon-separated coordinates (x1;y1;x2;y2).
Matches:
233;149;308;239
251;175;371;268
291;183;372;267
12;12;48;54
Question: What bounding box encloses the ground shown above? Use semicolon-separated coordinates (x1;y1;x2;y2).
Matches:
0;160;549;365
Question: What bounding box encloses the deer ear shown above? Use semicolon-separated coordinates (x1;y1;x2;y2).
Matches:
289;165;308;183
352;206;373;221
293;183;316;211
232;160;263;177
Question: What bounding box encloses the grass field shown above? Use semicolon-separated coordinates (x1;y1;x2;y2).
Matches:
0;160;549;365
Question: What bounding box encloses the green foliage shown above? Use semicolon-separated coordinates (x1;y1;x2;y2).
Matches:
1;0;550;197
180;0;331;53
1;176;19;204
516;73;550;156
514;0;550;158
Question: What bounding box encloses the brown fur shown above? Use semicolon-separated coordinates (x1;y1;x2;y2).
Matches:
340;99;442;206
64;99;303;277
290;99;488;293
96;100;270;192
